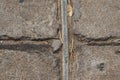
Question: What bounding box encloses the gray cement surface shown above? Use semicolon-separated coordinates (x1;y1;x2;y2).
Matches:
0;0;59;39
0;41;61;80
0;0;120;80
73;0;120;39
72;46;120;80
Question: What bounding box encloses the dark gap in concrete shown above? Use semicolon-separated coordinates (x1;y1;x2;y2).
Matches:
115;51;120;55
75;34;119;42
0;44;51;54
87;42;120;46
75;34;120;46
0;35;58;41
19;0;24;3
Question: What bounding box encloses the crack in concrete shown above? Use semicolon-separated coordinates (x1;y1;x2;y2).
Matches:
0;35;58;41
75;34;120;46
87;42;120;46
0;43;51;53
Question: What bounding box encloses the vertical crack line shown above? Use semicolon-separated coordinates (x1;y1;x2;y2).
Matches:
61;0;69;80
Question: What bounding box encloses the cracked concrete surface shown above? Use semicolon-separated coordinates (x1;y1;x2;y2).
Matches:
0;41;61;80
71;0;120;80
0;0;120;80
0;0;61;80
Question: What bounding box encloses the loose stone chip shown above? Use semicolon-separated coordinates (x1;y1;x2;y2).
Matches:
67;4;73;17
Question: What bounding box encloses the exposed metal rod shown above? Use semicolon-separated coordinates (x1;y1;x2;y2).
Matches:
61;0;69;80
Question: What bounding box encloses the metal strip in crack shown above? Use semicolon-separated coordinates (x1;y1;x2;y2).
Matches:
61;0;69;80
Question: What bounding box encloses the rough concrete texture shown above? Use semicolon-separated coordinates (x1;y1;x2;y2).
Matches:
0;0;120;80
73;0;120;39
0;0;58;39
0;42;61;80
0;0;61;79
71;0;120;80
72;46;120;80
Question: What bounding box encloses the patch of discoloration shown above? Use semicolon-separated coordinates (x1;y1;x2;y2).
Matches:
72;46;120;80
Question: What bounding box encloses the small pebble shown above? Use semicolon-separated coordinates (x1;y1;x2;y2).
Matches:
52;40;62;52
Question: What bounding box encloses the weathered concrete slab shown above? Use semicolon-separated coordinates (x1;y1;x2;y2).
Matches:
0;0;58;39
73;0;120;38
72;46;120;80
0;42;61;80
